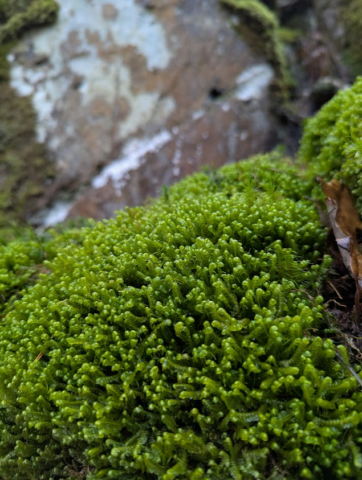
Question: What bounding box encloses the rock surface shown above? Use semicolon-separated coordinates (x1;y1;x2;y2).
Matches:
8;0;277;222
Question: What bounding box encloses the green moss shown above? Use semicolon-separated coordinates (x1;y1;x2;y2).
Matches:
0;81;57;227
340;0;362;77
220;0;293;98
277;27;301;45
298;77;362;213
0;0;58;42
0;1;58;233
0;152;362;479
0;219;93;323
0;9;362;478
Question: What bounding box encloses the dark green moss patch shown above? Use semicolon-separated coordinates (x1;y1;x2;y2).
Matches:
0;0;58;42
0;81;57;227
0;0;58;233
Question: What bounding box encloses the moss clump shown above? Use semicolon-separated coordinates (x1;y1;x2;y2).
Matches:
0;0;58;232
0;0;58;42
0;152;362;479
0;220;92;321
298;77;362;213
220;0;292;98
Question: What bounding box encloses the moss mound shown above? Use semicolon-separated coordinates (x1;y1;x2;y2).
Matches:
0;219;91;322
299;77;362;213
0;153;362;479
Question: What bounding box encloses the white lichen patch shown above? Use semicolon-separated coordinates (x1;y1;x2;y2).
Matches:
235;64;274;101
37;201;73;228
9;0;173;146
92;130;172;194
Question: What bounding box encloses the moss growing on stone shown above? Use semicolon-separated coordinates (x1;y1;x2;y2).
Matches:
0;0;58;231
0;80;56;228
1;152;362;479
220;0;292;98
0;0;58;42
0;7;362;478
298;77;362;213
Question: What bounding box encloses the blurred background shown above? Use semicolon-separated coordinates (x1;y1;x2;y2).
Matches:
0;0;359;231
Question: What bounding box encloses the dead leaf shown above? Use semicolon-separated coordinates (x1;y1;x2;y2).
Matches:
318;178;362;318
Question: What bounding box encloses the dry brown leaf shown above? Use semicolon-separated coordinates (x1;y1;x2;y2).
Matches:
318;178;362;318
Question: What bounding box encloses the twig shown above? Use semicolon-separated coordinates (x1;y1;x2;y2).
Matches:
323;298;347;308
33;351;44;362
327;280;343;299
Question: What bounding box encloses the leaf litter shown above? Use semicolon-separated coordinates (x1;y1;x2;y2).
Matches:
317;178;362;367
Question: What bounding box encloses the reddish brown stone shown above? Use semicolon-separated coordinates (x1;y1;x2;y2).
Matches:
69;95;275;220
298;33;334;82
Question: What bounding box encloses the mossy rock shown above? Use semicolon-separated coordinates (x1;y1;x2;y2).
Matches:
0;152;362;479
1;7;362;480
0;0;58;232
0;0;58;42
299;76;362;213
220;0;293;98
0;79;56;227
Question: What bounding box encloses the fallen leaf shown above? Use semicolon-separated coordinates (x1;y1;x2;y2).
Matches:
318;178;362;318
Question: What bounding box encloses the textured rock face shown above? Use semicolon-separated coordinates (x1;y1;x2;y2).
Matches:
9;0;277;222
311;0;349;81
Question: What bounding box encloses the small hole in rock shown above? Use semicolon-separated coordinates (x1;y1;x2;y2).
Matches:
208;87;224;100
